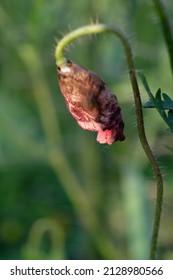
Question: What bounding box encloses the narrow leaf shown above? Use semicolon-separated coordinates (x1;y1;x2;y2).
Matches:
139;73;169;127
155;88;164;111
143;101;155;108
162;93;173;110
138;73;154;101
155;88;161;100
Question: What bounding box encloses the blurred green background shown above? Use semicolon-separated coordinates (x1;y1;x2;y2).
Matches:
0;0;173;260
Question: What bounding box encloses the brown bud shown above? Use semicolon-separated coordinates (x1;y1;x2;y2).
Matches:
57;60;125;145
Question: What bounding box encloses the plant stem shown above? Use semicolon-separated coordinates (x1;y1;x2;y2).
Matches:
55;24;127;66
152;0;173;77
55;23;164;259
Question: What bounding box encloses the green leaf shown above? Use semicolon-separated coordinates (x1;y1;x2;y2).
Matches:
156;88;161;99
162;93;173;103
167;110;173;123
143;101;155;108
162;93;173;110
139;72;171;130
138;73;154;101
155;88;164;111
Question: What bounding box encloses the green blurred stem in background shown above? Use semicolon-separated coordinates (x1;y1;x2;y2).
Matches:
20;45;118;260
152;0;173;77
55;23;164;259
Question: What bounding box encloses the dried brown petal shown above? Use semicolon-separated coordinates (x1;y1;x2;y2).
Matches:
57;60;125;144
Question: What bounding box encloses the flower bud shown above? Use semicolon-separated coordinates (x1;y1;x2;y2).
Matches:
57;61;125;144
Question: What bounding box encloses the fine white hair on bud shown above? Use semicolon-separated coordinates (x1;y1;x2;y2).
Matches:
60;66;71;73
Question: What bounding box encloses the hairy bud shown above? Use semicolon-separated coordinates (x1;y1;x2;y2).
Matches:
57;60;125;145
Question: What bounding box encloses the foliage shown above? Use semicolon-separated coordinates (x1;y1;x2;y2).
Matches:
141;73;173;133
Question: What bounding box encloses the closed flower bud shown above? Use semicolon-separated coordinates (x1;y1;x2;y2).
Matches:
57;60;125;145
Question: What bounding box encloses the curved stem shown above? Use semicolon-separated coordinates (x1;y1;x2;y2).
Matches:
55;24;127;66
55;23;164;259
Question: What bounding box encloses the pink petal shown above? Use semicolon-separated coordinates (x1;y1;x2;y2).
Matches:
97;129;117;145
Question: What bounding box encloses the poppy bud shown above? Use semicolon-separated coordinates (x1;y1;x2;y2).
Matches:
57;60;125;145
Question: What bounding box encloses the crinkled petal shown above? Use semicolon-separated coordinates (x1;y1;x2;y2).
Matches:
57;61;125;144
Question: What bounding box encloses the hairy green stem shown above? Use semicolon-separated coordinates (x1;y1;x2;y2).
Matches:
152;0;173;76
55;23;164;259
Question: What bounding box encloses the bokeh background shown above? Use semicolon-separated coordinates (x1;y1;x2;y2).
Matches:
0;0;173;260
